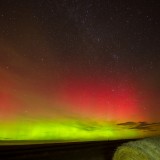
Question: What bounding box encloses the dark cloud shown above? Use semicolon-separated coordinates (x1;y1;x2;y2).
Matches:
117;121;160;132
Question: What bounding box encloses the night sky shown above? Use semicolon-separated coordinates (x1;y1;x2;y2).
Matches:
0;0;160;140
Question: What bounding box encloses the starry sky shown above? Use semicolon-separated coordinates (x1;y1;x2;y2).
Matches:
0;0;160;127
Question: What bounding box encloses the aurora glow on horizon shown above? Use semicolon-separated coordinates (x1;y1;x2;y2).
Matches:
0;65;159;141
0;1;160;141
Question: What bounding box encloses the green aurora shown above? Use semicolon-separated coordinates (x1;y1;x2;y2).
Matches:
0;119;159;142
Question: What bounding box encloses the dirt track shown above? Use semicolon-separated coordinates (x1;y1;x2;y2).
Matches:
0;139;140;160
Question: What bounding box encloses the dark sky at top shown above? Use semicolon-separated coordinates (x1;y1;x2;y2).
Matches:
0;0;159;122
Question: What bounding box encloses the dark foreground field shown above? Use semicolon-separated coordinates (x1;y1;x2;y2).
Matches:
0;139;139;160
